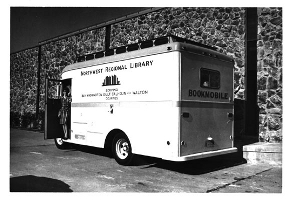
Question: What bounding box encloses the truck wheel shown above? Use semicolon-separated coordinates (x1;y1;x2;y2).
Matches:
112;132;134;165
54;138;68;149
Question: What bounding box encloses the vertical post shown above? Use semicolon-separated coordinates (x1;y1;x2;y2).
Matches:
244;8;258;140
105;25;111;51
35;45;41;122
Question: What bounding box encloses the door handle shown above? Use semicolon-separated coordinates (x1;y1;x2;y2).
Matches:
109;104;114;114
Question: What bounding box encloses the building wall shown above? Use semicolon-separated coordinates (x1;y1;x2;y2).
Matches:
39;28;106;111
257;8;282;142
110;7;246;100
10;48;39;127
10;7;282;143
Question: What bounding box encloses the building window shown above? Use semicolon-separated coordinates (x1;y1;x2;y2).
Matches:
200;68;220;89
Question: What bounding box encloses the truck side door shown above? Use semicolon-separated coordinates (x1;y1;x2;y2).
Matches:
44;78;63;139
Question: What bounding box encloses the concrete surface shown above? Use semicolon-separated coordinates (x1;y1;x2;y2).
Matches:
10;128;282;193
243;142;282;165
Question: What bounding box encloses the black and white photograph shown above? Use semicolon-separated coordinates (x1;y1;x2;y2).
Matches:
7;1;285;195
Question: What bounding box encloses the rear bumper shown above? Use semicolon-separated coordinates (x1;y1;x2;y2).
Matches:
162;147;238;162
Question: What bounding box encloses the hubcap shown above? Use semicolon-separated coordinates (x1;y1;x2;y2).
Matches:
56;138;63;145
116;138;130;159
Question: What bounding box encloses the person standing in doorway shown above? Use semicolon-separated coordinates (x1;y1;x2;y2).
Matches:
58;86;72;139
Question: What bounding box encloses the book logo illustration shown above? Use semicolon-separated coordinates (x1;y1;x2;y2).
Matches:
102;75;121;86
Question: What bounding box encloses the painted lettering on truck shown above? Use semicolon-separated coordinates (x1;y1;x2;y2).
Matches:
188;89;229;100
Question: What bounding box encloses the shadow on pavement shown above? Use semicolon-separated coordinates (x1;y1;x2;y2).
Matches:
140;151;247;175
68;144;111;157
64;143;247;175
10;175;73;192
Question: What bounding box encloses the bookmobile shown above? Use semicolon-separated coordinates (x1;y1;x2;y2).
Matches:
45;35;237;165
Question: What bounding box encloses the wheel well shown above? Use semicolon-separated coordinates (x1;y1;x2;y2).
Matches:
104;129;125;154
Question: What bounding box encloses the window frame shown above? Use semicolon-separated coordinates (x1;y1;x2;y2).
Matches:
199;68;221;89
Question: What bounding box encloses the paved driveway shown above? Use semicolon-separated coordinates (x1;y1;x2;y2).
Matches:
10;129;281;192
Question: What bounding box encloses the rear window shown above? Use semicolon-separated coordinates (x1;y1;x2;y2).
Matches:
200;68;220;89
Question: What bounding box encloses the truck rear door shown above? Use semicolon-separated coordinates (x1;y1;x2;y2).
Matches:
180;51;234;157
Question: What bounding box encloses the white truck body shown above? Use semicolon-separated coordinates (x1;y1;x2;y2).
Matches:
45;37;237;163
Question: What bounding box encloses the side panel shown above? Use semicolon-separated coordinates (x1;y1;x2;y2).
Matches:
180;52;234;156
62;51;181;159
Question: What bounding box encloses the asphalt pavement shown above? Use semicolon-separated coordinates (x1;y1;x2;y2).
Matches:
9;128;282;193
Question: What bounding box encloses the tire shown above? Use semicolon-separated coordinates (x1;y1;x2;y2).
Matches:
54;138;68;149
112;132;134;166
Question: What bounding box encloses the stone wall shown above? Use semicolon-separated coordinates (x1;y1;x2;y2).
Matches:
10;47;39;127
10;7;246;128
10;28;106;128
257;7;282;142
111;7;246;99
11;7;282;143
39;28;106;111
